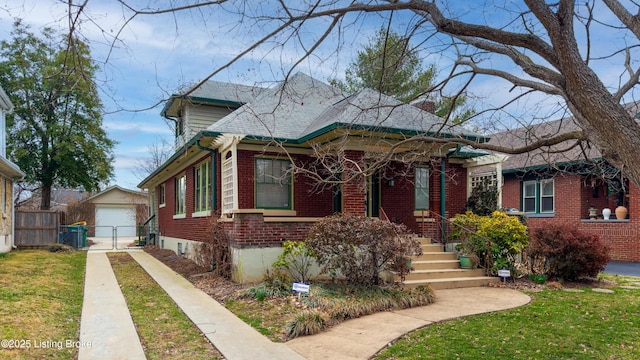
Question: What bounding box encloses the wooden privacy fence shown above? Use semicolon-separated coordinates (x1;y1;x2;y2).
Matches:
15;210;62;247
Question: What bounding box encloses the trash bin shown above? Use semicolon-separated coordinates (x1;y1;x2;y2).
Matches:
79;225;87;248
62;226;80;248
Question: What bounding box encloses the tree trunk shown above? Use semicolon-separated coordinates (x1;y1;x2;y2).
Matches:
40;182;52;210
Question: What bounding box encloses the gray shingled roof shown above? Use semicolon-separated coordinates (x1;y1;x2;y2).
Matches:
208;73;343;139
181;80;266;104
208;72;485;142
161;80;267;118
488;117;601;172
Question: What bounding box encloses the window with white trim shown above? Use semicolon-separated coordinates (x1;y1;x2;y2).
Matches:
175;174;186;215
158;184;165;207
222;152;234;213
194;160;212;212
415;166;429;210
255;158;292;209
522;179;554;214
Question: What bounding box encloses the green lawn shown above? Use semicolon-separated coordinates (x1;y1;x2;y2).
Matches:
108;252;222;359
0;250;86;359
375;274;640;359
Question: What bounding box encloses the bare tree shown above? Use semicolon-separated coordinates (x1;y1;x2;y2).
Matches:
133;137;173;181
17;1;640;187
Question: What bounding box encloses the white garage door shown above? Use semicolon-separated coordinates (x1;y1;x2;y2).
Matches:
95;206;136;237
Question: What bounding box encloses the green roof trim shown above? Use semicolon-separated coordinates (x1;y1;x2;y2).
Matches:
502;157;607;174
241;122;489;145
137;130;222;188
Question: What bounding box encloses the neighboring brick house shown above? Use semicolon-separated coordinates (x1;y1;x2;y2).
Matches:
138;73;498;282
490;115;640;262
0;85;25;253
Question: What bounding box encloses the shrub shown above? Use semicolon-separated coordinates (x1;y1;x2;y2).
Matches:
48;243;75;252
305;213;422;286
273;240;316;283
464;179;498;216
193;214;231;279
529;223;610;280
450;211;528;274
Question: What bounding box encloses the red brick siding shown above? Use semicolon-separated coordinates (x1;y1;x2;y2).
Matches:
341;150;366;215
157;153;215;241
380;162;414;228
236;150;333;216
222;212;314;248
504;174;640;262
380;160;468;234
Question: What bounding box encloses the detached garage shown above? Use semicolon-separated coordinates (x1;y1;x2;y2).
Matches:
85;186;148;238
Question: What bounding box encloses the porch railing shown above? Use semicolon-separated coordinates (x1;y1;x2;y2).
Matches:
417;210;494;276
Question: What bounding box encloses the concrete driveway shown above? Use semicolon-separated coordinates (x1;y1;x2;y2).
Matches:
604;261;640;276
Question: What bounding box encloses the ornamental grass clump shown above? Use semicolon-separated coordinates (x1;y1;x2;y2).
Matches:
305;213;422;286
284;284;434;339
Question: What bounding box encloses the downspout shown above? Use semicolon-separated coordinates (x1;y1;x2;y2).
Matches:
196;139;217;210
11;175;23;249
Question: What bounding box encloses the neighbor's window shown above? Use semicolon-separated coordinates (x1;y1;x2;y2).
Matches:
522;179;554;214
194;160;212;212
158;184;166;207
540;179;554;213
175;174;186;215
255;158;291;209
415;166;429;210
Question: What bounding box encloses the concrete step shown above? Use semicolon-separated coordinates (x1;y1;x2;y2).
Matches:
412;252;458;261
411;259;460;270
413;237;433;245
400;268;485;281
402;276;500;290
420;243;444;253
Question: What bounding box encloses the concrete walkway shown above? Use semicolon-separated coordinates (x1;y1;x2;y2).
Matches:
79;248;531;360
78;251;146;360
286;287;531;359
129;251;306;360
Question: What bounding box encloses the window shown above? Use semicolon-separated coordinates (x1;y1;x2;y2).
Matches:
158;184;166;207
194;160;212;212
415;166;429;210
175;174;186;215
222;152;234;213
522;179;554;214
540;179;554;213
523;181;536;213
255;158;291;209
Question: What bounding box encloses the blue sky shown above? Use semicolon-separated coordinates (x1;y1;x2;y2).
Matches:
0;0;376;190
1;1;635;190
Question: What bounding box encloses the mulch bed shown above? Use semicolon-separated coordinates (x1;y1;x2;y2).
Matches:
143;246;246;303
143;245;615;300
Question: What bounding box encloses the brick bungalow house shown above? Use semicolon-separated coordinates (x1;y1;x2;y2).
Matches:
0;85;25;253
490;115;640;262
138;73;500;282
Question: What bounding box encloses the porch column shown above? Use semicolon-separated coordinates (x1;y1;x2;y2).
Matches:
342;150;366;215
